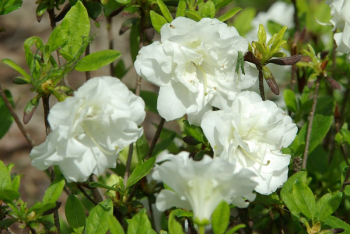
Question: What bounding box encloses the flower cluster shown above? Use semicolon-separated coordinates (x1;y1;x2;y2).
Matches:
327;0;350;54
30;76;145;182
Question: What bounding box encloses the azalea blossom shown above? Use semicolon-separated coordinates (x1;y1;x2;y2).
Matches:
152;152;257;225
30;76;145;182
135;17;258;125
326;0;350;54
201;91;297;195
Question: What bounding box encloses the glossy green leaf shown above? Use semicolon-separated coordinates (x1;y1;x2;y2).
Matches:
183;120;206;144
283;89;298;113
218;7;241;22
258;24;267;45
86;199;113;234
322;216;350;232
0;90;14;139
0;0;22;15
168;210;185;234
315;191;342;221
202;0;215;18
136;134;149;161
150;10;167;33
185;10;201;21
140;91;158;114
292;179;315;220
2;59;31;80
42;175;65;204
65;194;86;233
127;209;156;234
226;224;246;234
176;0;186;17
211;201;230;234
50;1;90;58
108;214;125;234
75;50;121;72
281;171;307;215
130;19;140;62
126;156;156;188
85;1;104;21
157;0;173;22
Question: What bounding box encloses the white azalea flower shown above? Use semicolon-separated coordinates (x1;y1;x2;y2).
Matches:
30;76;146;182
152;152;257;225
201;91;297;195
326;0;350;54
135;17;258;125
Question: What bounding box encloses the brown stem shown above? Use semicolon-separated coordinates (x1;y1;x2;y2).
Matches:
85;44;91;80
258;70;265;101
302;77;321;169
124;144;134;186
147;196;156;230
0;86;35;147
145;118;165;160
291;0;299;32
42;95;51;135
78;186;98;205
107;17;114;76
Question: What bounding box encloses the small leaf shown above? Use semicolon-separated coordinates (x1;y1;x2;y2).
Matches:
185;10;202;21
0;89;14;139
126;157;156;188
258;24;267;45
211;201;230;234
42;175;65;204
262;66;279;95
168;210;185;234
226;224;246;234
2;59;31;81
75;50;121;72
183;120;206;144
12;77;30;85
283;89;298;113
176;0;186;17
292;179;316;220
127;209;155;234
315;191;342;221
202;0;215;18
85;199;113;234
157;0;173;22
254;41;265;55
150;10;168;33
89;182;121;192
65;194;86;232
23;95;41;124
218;7;241;22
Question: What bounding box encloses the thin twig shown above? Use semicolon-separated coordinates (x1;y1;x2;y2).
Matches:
85;44;91;80
107;17;114;76
291;0;299;32
258;70;265;101
145;118;165;160
78;186;98;205
341;167;350;192
42;95;51;134
147;196;156;230
124;144;134;186
0;86;35;147
302;77;321;169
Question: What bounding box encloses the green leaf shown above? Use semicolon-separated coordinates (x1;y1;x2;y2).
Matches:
42;175;65;204
140;91;158;114
126;157;156;188
65;194;86;233
283;89;298;113
52;1;90;59
85;1;104;21
267;20;283;36
136;134;149;161
322;216;350;233
341;128;350;146
114;59;130;79
176;0;186;17
152;133;177;156
24;36;44;68
2;59;31;81
0;0;22;15
89;182;121;192
231;7;256;36
0;89;14;139
157;0;173;22
85;199;113;234
115;0;130;5
212;201;230;234
130;19;140;62
281;171;307;215
127;209;155;234
108;214;125;234
254;41;265;55
0;189;20;201
171;209;193;218
202;0;215;18
75;50;121;72
150;10;167;33
225;224;246;234
292;179;315;220
218;7;241;22
168;210;185;234
315;191;342;221
258;24;267;45
185;10;202;21
183;120;206;144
